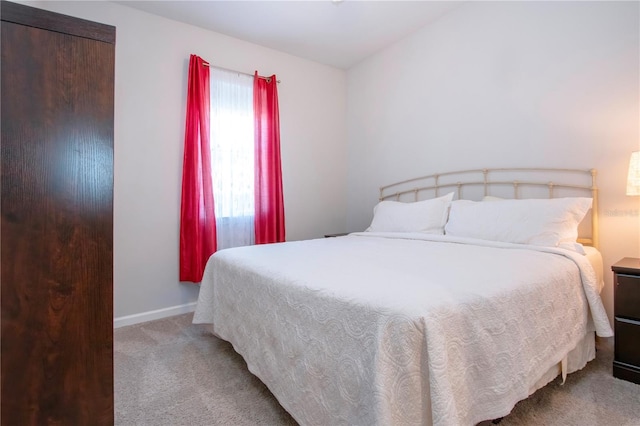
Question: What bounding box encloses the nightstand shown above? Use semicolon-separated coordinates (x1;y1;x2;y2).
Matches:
324;232;350;238
612;257;640;385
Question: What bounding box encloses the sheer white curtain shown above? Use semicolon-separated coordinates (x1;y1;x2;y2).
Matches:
210;68;255;250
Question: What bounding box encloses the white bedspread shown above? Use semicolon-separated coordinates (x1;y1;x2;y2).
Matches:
193;233;613;426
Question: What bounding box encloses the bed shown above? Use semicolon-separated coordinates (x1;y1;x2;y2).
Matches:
193;168;613;426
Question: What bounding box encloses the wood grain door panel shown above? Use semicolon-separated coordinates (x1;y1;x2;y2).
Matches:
1;3;114;424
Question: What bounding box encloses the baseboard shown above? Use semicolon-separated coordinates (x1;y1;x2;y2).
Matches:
114;302;197;328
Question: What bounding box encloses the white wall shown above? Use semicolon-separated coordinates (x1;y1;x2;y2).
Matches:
347;1;639;324
28;1;348;319
21;1;639;325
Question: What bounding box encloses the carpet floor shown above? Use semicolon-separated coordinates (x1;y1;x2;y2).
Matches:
115;313;640;425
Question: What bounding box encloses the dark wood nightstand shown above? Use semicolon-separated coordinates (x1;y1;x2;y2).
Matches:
612;257;640;385
324;232;350;238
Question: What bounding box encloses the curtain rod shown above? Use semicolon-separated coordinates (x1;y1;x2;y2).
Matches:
202;61;281;84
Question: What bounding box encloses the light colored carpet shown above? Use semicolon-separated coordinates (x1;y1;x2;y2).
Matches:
115;313;640;426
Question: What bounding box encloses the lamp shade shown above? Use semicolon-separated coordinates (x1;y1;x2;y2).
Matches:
627;151;640;196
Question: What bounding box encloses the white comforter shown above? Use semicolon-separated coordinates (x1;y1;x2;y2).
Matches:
193;233;613;426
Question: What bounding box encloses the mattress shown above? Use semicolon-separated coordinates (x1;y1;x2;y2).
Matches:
193;233;612;426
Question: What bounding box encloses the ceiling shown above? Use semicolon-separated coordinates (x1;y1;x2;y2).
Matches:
116;1;462;69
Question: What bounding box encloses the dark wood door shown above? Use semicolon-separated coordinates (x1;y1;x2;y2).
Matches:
1;2;115;424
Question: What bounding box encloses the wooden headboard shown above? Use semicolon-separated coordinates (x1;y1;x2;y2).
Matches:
379;168;599;248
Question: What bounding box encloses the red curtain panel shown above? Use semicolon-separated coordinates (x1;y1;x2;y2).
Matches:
179;55;217;282
254;73;286;244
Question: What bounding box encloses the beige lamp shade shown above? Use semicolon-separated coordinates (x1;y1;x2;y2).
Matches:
628;151;640;196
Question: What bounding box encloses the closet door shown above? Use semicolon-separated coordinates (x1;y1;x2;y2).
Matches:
1;2;115;425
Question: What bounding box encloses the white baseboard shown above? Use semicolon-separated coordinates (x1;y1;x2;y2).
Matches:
114;302;197;328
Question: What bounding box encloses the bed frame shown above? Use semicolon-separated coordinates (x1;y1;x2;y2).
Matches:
194;166;609;426
379;168;599;248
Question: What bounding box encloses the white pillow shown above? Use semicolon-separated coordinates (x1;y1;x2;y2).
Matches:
444;197;592;251
368;192;454;234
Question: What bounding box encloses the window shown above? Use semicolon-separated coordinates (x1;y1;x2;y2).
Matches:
209;68;255;249
180;55;285;281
